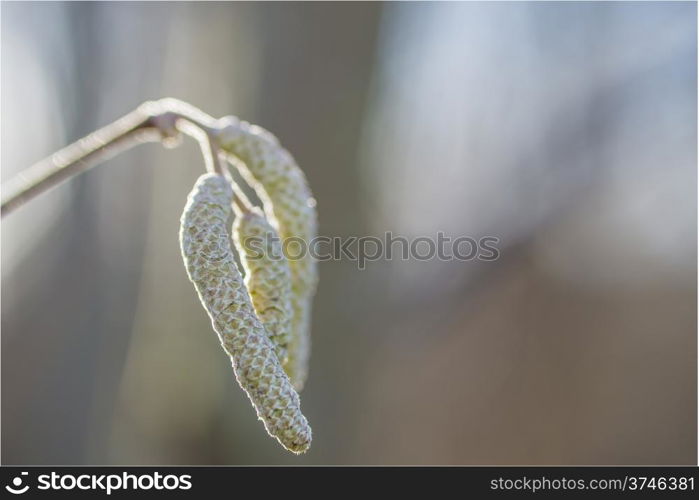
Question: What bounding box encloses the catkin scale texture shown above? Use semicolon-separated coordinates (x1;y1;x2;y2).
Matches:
233;209;293;365
217;118;318;391
179;173;311;453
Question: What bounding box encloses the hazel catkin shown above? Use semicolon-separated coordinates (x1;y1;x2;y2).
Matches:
233;208;293;366
179;173;311;453
216;118;317;391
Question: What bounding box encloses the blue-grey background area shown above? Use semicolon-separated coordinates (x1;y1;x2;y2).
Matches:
1;1;696;465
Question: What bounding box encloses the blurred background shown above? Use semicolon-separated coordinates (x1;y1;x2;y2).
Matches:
1;1;696;465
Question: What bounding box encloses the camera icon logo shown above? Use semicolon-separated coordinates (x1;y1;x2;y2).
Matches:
5;472;29;495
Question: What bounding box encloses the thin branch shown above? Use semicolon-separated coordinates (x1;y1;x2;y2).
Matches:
1;109;157;216
176;119;223;176
220;159;254;216
0;98;224;217
231;184;254;216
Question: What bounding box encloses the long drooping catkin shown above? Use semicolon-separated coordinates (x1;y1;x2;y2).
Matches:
232;208;293;365
179;173;311;453
217;118;317;391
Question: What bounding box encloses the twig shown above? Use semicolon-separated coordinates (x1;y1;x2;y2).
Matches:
219;159;254;216
0;98;225;217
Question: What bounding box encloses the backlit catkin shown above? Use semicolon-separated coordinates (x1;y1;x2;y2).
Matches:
179;173;311;453
216;117;317;391
233;208;293;365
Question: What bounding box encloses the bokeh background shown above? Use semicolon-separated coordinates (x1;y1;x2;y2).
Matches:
1;1;696;465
